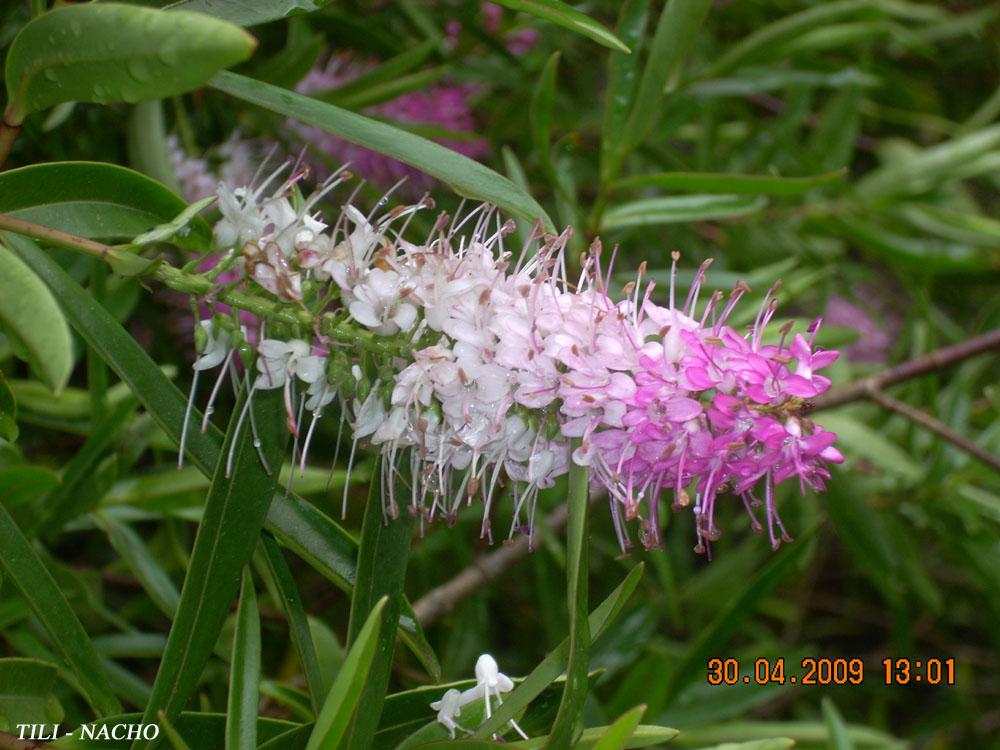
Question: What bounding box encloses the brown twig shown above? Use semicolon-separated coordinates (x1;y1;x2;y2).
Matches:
415;330;1000;627
0;117;20;169
0;213;113;259
866;386;1000;473
811;328;1000;410
412;504;569;626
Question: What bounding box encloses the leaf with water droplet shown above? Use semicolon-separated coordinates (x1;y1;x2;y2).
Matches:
164;0;335;28
4;3;256;122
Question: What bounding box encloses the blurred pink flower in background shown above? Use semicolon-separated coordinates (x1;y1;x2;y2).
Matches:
290;54;490;194
825;295;897;363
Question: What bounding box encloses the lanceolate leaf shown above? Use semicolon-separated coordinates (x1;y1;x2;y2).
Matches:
0;162;210;245
490;0;630;52
226;569;262;750
473;563;645;739
0;241;73;394
4;3;256;122
602;194;767;230
209;71;554;229
613;169;846;196
306;598;388;750
135;385;286;748
166;0;334;28
547;452;592;746
0;504;121;716
1;232;440;680
344;477;414;750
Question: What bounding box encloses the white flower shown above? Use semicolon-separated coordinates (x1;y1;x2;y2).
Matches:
254;339;324;390
193;320;232;371
430;689;466;739
348;268;418;335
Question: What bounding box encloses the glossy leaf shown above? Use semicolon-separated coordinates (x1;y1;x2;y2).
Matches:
602;195;766;230
613;169;846;195
0;503;120;716
226;569;261;750
306;597;387;750
209;71;554;229
600;0;651;182
33;396;138;536
135;385;286;747
592;705;647;750
473;563;644;739
0;241;73;394
4;3;256;122
0;161;210;244
93;513;181;619
822;697;855;750
344;477;414;750
0;658;64;728
490;0;629;52
261;533;325;712
0;371;17;443
2;232;439;680
166;0;334;27
617;0;712;156
547;453;591;746
509;723;678;749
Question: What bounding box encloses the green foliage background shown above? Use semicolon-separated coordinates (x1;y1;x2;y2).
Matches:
0;1;998;748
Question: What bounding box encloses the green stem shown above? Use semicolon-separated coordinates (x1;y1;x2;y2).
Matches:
547;442;591;747
88;261;109;420
0;212;404;356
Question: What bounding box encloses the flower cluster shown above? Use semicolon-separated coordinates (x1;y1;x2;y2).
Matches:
181;164;842;555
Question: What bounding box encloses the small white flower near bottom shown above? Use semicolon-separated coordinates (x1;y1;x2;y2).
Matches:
429;653;528;740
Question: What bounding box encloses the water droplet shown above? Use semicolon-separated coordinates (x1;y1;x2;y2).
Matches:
92;84;108;101
127;59;151;83
43;69;58;82
69;20;82;37
158;41;180;66
206;406;215;416
178;226;191;237
253;439;261;448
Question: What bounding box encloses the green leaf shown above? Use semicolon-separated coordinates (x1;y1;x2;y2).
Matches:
4;3;256;122
547;452;591;747
0;370;17;442
306;597;388;750
856;123;1000;201
822;698;855;750
2;232;438;680
0;241;73;394
592;705;647;750
620;0;711;155
226;569;261;750
707;1;881;77
490;0;630;51
600;0;651;183
0;658;64;730
690;741;794;750
209;71;554;229
817;413;923;482
656;538;813;712
344;477;414;750
0;466;59;510
261;533;325;712
613;170;846;196
32;396;138;536
473;563;644;739
530;51;560;179
312;41;435;107
0;503;121;716
0;161;211;244
508;723;679;749
135;386;286;747
602;195;766;230
133;196;215;246
53;713;302;750
166;0;334;27
93;513;181;619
